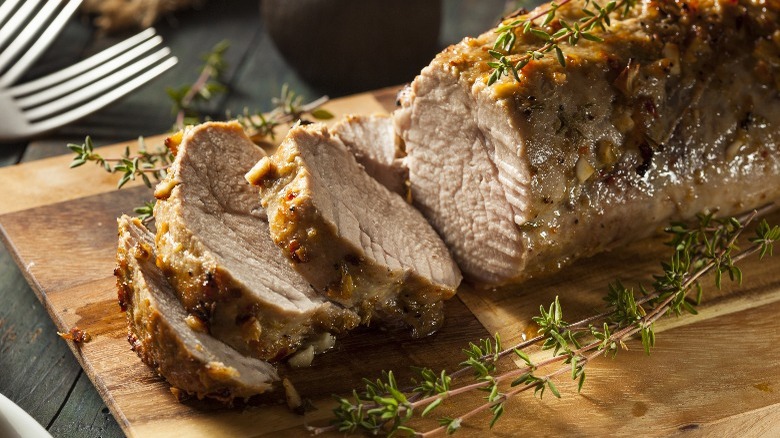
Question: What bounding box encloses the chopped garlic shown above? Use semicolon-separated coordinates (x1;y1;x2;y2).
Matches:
287;345;315;368
576;157;596;183
597;139;618;166
185;314;207;333
245;157;273;185
662;43;681;75
154;178;177;200
311;332;336;353
726;138;745;161
613;110;635;134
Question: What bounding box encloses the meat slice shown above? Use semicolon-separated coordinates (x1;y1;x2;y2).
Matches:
153;121;360;361
331;114;408;196
115;215;278;400
395;0;780;285
245;123;462;337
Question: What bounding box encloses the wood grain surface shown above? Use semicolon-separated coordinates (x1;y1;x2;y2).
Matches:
1;89;779;438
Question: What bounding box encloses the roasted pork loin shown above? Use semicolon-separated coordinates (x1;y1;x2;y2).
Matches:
153;122;361;361
246;123;462;337
116;216;278;400
395;0;780;285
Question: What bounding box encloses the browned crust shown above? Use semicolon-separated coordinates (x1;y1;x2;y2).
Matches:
115;216;274;402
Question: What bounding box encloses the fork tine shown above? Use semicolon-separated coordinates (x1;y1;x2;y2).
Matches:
8;28;158;97
0;0;84;85
25;48;174;121
28;56;178;135
0;0;41;50
0;0;22;29
15;36;163;108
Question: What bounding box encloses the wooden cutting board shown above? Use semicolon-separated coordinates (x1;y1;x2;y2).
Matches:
1;88;779;437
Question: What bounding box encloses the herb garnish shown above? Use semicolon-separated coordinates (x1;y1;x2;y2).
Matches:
67;42;331;222
487;0;637;85
68;135;172;189
232;84;332;143
310;205;779;436
167;40;230;129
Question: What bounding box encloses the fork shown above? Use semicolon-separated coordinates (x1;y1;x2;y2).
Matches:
0;28;178;141
0;0;86;87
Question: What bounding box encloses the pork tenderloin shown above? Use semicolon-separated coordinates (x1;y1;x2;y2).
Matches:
395;0;780;285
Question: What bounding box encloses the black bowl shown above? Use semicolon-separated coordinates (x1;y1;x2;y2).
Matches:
261;0;442;94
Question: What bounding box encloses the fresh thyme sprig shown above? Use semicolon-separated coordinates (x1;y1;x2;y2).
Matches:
167;40;230;129
487;0;637;85
312;205;779;436
68;136;172;189
66;83;330;200
232;84;333;142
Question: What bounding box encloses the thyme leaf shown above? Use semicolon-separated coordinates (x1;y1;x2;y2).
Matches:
133;201;156;224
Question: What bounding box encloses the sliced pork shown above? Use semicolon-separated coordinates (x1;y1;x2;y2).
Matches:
395;0;780;285
332;114;408;197
246;123;462;337
153;122;361;361
115;216;278;400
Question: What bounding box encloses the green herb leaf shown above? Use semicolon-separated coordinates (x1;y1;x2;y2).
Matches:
547;379;561;398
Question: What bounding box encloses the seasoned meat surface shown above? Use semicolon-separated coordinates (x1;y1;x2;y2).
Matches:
246;123;462;337
115;216;278;400
153;122;360;361
395;0;780;285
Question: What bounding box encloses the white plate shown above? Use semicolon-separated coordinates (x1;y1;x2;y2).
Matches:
0;393;53;438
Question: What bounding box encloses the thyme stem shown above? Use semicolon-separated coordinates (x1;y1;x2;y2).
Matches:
235;88;332;141
418;362;578;438
168;40;229;129
175;62;217;129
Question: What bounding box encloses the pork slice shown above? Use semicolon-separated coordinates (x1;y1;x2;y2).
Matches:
246;123;462;337
396;0;780;285
115;215;278;400
331;114;408;196
395;67;527;284
153;121;360;361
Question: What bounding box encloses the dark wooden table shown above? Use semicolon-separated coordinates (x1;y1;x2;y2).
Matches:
0;1;503;436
